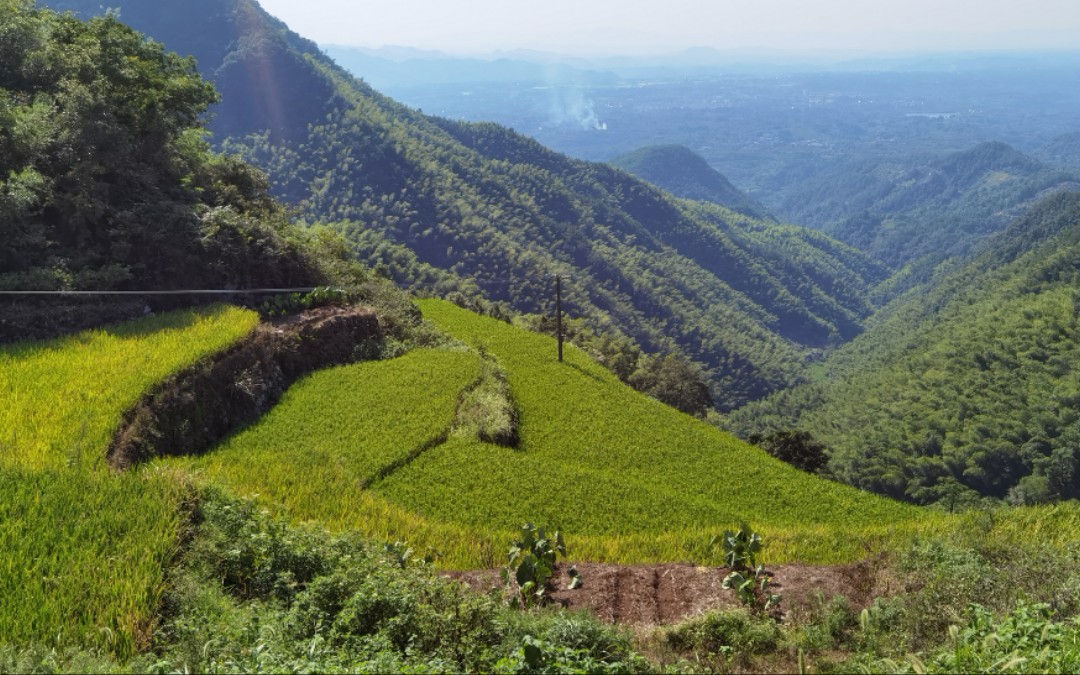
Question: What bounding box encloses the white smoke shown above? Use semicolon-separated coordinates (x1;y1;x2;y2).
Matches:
542;68;607;131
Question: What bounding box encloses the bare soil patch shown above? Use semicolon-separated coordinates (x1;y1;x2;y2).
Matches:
447;559;881;627
109;304;381;469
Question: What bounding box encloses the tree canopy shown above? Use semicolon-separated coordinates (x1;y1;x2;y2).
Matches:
0;0;321;293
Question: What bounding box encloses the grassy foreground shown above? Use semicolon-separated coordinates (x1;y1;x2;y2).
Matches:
0;306;259;657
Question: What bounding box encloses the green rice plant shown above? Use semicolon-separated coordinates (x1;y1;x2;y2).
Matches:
0;305;259;657
179;349;483;523
0;305;259;471
368;300;925;560
178;299;948;568
413;299;918;524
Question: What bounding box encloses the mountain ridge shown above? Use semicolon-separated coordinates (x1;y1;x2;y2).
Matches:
42;0;884;410
776;140;1080;271
728;190;1080;504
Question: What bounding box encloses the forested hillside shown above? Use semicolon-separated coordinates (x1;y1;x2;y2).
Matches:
0;1;324;295
610;144;773;220
1037;132;1080;170
729;191;1080;506
43;0;885;410
774;141;1080;271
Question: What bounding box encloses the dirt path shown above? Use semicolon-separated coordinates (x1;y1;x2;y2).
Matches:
448;559;881;626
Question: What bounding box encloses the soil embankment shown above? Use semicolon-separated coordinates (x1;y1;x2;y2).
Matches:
449;560;880;626
109;304;381;469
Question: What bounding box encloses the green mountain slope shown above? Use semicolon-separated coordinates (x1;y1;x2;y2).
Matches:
774;141;1080;271
729;191;1080;505
42;0;339;145
1036;132;1080;170
610;144;773;220
42;0;884;410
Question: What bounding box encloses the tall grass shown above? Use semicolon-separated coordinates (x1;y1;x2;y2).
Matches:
0;305;258;657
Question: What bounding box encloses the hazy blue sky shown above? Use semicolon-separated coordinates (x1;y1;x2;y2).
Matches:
258;0;1080;56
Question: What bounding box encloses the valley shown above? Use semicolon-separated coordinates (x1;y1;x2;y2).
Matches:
4;0;1080;672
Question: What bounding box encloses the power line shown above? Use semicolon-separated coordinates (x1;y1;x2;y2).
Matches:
0;288;324;296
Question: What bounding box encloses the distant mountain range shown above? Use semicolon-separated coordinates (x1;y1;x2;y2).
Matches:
775;140;1080;272
321;45;619;90
324;44;1080;81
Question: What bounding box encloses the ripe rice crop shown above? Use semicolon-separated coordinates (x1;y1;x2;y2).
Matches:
181;349;484;525
188;300;939;568
0;467;189;657
0;306;259;471
0;305;258;656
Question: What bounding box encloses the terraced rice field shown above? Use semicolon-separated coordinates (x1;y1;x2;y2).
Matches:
182;348;484;523
188;300;935;567
7;300;1080;657
0;306;258;656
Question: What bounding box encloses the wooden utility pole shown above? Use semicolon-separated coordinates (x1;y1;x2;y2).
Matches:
556;274;564;362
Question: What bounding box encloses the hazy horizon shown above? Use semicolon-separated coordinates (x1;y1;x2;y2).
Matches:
258;0;1080;58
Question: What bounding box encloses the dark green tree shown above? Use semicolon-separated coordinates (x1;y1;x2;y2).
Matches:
748;430;829;474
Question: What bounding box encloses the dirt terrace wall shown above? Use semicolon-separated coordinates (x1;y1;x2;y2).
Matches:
109;304;381;469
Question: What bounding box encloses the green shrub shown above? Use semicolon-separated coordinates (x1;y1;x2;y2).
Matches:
878;602;1080;674
502;524;567;609
666;608;782;656
453;354;520;447
796;594;860;652
493;635;651;674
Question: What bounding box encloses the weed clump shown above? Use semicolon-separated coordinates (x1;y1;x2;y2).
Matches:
452;352;520;447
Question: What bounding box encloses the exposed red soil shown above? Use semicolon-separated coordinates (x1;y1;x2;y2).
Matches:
447;559;881;627
109;304;382;469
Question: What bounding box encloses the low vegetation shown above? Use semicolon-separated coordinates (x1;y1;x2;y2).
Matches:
452;352;520;447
